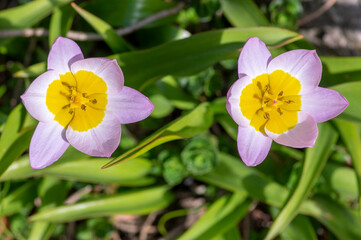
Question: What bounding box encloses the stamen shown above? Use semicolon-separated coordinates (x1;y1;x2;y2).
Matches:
277;108;283;115
62;104;70;109
60;91;71;100
90;99;97;104
264;112;270;120
81;104;87;111
264;99;270;104
285;100;295;104
278;91;283;97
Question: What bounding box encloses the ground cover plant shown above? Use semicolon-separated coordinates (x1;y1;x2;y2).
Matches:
1;0;361;239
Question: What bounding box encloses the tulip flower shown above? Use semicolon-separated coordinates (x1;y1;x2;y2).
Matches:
21;37;154;169
227;37;348;166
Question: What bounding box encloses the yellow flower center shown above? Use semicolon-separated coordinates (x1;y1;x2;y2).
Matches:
240;70;301;134
46;70;108;132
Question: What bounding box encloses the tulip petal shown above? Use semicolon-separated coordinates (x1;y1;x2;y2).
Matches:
265;111;318;148
267;50;322;94
107;87;154;124
301;87;349;123
237;125;272;166
48;37;84;75
70;58;124;94
238;37;272;79
20;70;59;122
29;121;69;169
66;111;121;157
227;75;254;127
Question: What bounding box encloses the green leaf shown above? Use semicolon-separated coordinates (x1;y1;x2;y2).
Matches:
1;156;154;186
85;0;176;27
197;152;361;238
270;207;317;240
29;186;173;222
0;179;38;216
71;2;131;53
149;94;174;118
0;125;34;177
310;195;361;240
29;178;71;240
0;0;72;29
49;5;75;46
334;120;361;217
0;104;26;159
331;81;361;123
103;102;213;168
265;123;338;240
112;27;302;90
321;56;361;86
157;76;197;110
221;0;269;27
322;162;358;200
13;62;46;78
178;192;251;240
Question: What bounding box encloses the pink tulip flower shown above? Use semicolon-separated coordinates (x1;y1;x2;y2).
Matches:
227;37;348;166
21;37;154;169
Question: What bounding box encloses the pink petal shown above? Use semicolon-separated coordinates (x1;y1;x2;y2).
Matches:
267;50;322;94
238;37;272;79
30;121;69;169
20;70;59;122
107;87;154;124
48;37;84;75
70;58;124;94
237;125;272;166
66;112;121;157
302;87;349;123
226;75;253;127
265;111;318;148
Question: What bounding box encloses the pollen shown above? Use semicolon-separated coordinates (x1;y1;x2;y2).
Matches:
240;70;302;134
45;71;108;132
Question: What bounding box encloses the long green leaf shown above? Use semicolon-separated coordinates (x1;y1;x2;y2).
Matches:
1;156;154;186
0;0;71;29
265;123;338;240
0;127;34;177
198;152;361;238
334;120;361;217
103;102;213;168
322;162;358;200
310;195;361;240
29;186;173;222
112;27;302;90
178;192;251;240
29;178;71;240
331;81;361;123
221;0;269;27
0;179;38;216
71;2;130;53
321;56;361;86
49;5;75;45
0;104;26;159
270;207;317;240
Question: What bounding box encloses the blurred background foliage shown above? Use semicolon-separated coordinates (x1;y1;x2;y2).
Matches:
1;0;361;239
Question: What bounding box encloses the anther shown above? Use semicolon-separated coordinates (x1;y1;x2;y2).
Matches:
264;112;270;120
278;91;283;97
90;99;97;104
81;105;86;111
277;108;283;115
62;104;70;109
285;100;295;104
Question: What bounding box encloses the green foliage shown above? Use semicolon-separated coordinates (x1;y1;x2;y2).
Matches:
1;1;361;239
